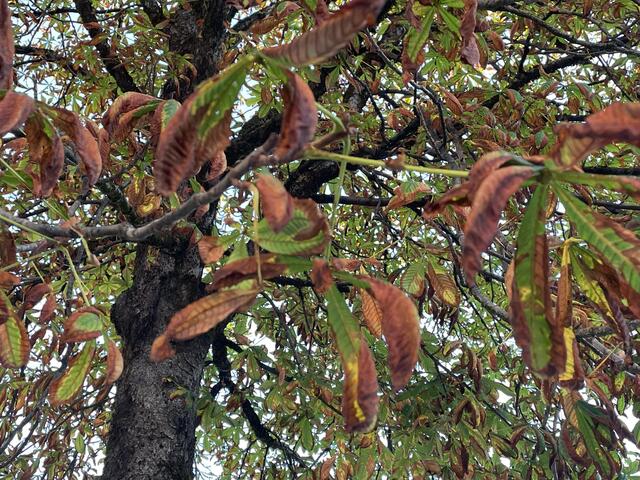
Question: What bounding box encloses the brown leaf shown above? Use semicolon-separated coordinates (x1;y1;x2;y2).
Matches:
198;236;225;264
0;92;35;136
0;0;14;90
343;339;379;433
207;151;227;182
0;231;16;268
255;174;294;232
262;0;386;66
274;72;318;162
102;92;158;137
460;0;480;66
310;259;333;294
106;340;124;384
551;102;640;167
386;182;430;211
359;288;382;338
0;271;19;289
25;114;65;197
463;166;535;283
51;108;103;186
21;283;52;315
209;255;287;291
151;288;258;362
363;277;420;391
85;120;110;168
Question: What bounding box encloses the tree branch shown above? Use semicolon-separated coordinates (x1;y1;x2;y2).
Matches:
72;0;140;92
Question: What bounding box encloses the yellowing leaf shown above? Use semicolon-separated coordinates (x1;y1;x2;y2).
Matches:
0;291;29;368
558;328;585;390
62;307;102;343
50;341;96;406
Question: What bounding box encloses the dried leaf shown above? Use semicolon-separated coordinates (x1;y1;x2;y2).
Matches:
255;174;294;232
198;236;225;264
106;340;123;384
262;0;386;66
151;288;258;362
62;307;102;343
102;92;158;137
426;263;460;308
363;277;420;391
359;288;382;338
51;108;103;186
25;113;65;197
0;0;14;90
209;255;287;291
386;181;430;211
0;271;19;289
342;339;379;433
50;341;96;406
460;0;480;67
274;72;318;162
463;166;536;283
0;92;35;136
310;258;333;294
0;290;29;368
551;102;640;167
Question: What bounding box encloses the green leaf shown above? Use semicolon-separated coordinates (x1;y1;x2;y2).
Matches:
553;183;640;292
50;341;96;406
405;7;435;62
400;262;426;296
553;171;640;201
161;99;181;128
325;285;361;366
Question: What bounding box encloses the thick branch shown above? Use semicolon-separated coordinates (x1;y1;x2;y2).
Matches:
73;0;140;92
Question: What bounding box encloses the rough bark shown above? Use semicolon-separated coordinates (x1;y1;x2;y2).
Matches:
101;243;210;480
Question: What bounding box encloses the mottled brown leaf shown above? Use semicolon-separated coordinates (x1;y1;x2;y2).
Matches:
463;166;535;283
0;92;34;136
343;339;379;433
274;72;318;162
0;0;14;90
255;174;294;232
363;277;420;391
262;0;386;66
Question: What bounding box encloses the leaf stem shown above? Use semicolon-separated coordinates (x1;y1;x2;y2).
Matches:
302;148;470;178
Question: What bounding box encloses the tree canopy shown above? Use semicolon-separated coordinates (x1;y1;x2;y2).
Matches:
1;0;640;479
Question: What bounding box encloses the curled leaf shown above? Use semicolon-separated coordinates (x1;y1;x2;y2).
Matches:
25;113;65;197
363;277;420;391
460;0;480;67
310;258;333;294
463;165;536;283
255;174;294;232
106;340;124;385
262;0;386;66
50;341;96;406
0;92;35;136
274;72;318;162
151;288;258;362
102;92;158;137
0;291;29;368
198;236;225;264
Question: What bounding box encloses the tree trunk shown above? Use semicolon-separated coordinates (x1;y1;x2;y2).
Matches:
101;243;209;480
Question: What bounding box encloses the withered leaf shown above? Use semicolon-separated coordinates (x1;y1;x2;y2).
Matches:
263;0;386;66
359;288;382;338
310;258;333;294
463;165;536;283
274;72;318;162
363;277;420;391
343;339;379;433
102;92;158;137
0;92;35;136
0;271;19;289
106;340;124;384
460;0;480;67
255;174;294;232
551;102;640;167
198;236;225;264
209;255;287;291
151;288;258;362
25;113;65;197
